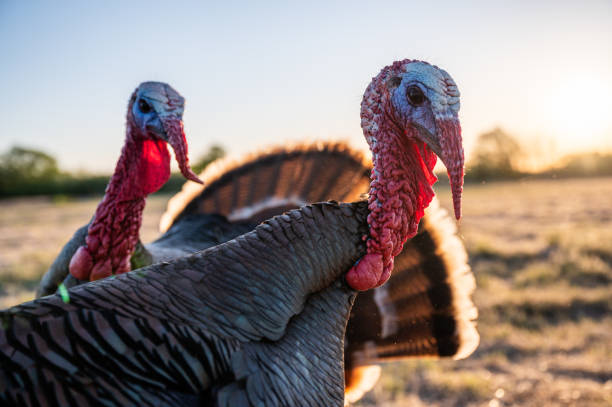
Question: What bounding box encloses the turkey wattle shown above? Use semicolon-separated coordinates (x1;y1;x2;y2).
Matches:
9;59;476;406
51;83;201;287
39;59;462;295
346;59;464;291
157;142;478;404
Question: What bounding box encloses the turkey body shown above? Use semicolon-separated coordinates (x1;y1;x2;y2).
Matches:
24;59;479;405
1;201;368;406
155;142;479;402
29;142;478;405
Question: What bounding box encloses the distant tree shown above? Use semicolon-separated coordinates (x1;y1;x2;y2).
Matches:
0;146;62;196
551;152;612;177
0;144;231;197
192;145;226;174
0;146;60;180
468;128;525;181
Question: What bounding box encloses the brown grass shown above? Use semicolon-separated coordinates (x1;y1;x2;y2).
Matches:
1;177;611;406
357;177;612;407
0;195;165;308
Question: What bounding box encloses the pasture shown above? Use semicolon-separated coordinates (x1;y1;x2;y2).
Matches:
1;177;611;406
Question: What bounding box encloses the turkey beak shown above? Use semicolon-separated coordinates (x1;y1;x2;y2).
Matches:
415;123;443;158
415;116;464;219
434;116;464;220
160;114;203;184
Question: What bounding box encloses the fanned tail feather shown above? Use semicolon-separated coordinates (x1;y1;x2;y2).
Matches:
160;141;370;232
160;141;478;403
344;199;479;401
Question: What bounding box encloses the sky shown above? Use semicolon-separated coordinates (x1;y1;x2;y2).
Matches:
0;0;611;173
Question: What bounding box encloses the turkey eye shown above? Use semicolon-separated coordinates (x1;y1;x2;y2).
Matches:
138;99;152;114
407;85;425;106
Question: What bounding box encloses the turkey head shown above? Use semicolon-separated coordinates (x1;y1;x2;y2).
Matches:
347;60;464;291
69;82;202;282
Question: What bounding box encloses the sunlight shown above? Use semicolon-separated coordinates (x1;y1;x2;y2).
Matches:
545;74;612;150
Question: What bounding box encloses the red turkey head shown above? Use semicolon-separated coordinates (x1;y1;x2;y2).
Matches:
68;82;202;282
363;60;463;219
129;82;202;185
347;60;464;291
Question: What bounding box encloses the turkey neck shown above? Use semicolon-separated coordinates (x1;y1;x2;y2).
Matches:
346;69;440;291
366;126;437;278
85;124;171;278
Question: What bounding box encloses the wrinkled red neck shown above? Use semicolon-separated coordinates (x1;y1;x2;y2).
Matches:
367;128;437;265
77;127;171;280
347;59;464;291
346;119;438;291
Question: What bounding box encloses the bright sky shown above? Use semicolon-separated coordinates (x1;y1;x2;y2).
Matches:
1;0;611;172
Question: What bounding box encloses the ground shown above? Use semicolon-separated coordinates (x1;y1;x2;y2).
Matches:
1;177;611;406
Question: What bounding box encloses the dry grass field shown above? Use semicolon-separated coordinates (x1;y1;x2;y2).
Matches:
1;177;611;406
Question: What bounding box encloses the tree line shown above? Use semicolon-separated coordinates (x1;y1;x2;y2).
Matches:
466;128;612;181
1;131;612;197
0;145;225;198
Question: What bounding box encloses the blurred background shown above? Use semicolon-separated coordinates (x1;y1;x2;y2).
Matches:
1;1;611;406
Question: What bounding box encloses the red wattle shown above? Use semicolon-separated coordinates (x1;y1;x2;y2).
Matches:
71;128;166;281
67;84;199;283
139;139;172;196
346;253;383;291
118;138;171;201
346;59;465;293
375;259;394;287
69;246;93;281
90;259;114;281
347;131;437;291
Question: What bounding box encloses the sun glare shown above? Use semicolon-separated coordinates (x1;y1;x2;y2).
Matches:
545;75;612;151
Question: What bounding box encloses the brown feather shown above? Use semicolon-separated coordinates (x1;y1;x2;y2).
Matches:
159;141;478;403
344;199;479;401
159;141;370;232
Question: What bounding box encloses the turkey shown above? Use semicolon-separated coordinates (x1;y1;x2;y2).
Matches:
158;61;474;402
36;82;202;296
158;142;477;403
1;201;369;406
5;58;478;405
40;58;464;296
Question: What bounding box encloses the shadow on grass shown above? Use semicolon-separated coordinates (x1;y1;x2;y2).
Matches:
547;367;612;384
492;299;610;330
469;245;556;278
470;241;612;288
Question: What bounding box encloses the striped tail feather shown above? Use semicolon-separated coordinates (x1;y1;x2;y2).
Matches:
159;141;371;232
344;199;479;403
159;141;478;403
